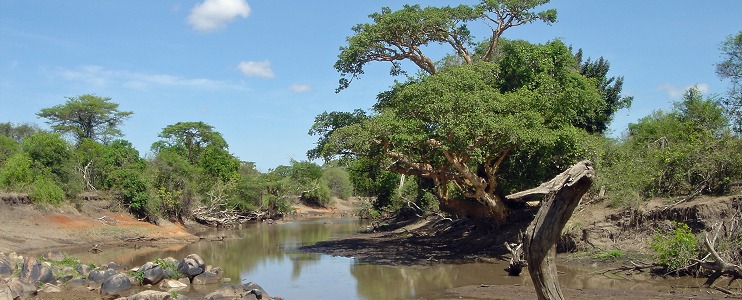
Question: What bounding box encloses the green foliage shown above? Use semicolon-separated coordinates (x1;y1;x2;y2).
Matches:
152;121;227;164
301;180;333;208
0;122;42;143
322;167;354;199
650;222;698;272
154;258;179;278
593;250;623;260
128;270;145;284
199;145;240;182
716;31;742;133
21;132;73;184
29;176;65;205
0;135;20;165
36;94;133;144
573;50;634;133
0;153;33;189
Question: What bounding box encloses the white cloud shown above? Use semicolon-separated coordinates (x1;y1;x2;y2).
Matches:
290;84;312;93
57;65;246;90
187;0;250;32
657;83;709;98
238;60;274;78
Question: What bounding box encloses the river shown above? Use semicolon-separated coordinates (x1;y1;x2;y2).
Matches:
72;218;716;299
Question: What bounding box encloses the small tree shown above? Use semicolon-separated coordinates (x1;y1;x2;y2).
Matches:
37;94;133;144
716;31;742;133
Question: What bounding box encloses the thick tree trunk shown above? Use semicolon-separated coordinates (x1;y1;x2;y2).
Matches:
506;160;595;300
439;193;508;225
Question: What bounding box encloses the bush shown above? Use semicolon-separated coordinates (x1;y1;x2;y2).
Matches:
29;177;65;205
650;222;698;273
0;153;33;189
301;180;333;207
322;167;353;199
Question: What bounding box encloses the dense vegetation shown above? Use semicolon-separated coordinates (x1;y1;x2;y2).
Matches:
309;1;741;225
0;1;739;235
0;95;353;223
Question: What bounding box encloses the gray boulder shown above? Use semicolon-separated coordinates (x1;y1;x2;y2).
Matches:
0;253;13;279
177;254;205;279
139;262;166;285
19;257;56;285
68;278;90;287
192;271;220;285
0;284;12;300
203;282;270;300
76;263;93;277
159;279;188;290
7;278;37;299
88;268;119;283
126;290;171;300
42;250;65;262
100;273;132;296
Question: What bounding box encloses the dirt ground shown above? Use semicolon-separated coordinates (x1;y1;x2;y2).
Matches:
2;194;741;299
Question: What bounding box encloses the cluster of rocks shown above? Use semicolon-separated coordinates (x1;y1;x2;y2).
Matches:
0;251;280;300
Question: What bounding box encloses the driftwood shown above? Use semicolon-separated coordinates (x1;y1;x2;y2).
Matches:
192;192;264;227
695;234;742;288
506;160;595;300
504;242;526;276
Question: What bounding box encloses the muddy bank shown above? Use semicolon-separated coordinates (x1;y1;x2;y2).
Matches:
0;196;201;256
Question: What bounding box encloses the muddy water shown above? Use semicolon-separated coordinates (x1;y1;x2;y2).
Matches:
73;219;717;299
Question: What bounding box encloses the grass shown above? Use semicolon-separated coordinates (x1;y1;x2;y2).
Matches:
594;250;623;260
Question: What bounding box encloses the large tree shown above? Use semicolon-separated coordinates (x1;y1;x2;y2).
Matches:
316;40;603;225
334;0;556;91
37;94;133;144
716;31;742;133
151;121;228;164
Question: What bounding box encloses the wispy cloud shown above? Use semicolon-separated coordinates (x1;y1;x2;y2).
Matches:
187;0;250;32
237;60;274;78
289;84;312;93
57;65;247;90
657;83;709;98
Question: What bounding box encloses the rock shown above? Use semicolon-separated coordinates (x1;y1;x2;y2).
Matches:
177;254;205;279
19;257;56;285
76;263;93;277
108;262;123;270
7;278;37;299
7;253;22;266
240;282;270;300
127;290;171;300
0;285;12;300
138;262;165;285
39;283;62;293
88;268;119;283
159;279;188;290
68;278;89;287
0;253;12;279
58;274;74;283
192;271;220;285
42;250;65;262
163;257;179;266
204;282;270;300
100;273;132;296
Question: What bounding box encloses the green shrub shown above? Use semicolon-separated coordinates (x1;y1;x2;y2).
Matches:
322;167;353;199
594;249;623;260
0;153;33;189
29;177;65;205
650;222;698;272
301;180;333;207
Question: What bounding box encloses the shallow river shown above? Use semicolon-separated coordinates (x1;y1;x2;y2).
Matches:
73;218;715;299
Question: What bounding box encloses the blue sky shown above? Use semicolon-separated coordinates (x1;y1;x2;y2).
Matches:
1;1;740;171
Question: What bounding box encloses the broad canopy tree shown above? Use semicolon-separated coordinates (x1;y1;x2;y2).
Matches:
311;1;624;226
37;94;133;145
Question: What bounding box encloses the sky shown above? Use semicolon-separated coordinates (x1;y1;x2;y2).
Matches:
1;1;740;171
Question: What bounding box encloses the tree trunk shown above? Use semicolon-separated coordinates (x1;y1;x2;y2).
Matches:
506;160;595;300
439;193;508;225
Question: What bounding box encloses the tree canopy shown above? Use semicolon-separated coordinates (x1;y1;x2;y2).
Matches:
36;94;133;144
335;0;556;92
316;39;603;224
716;31;742;133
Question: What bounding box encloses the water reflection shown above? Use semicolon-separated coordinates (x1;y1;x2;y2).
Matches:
69;219;724;300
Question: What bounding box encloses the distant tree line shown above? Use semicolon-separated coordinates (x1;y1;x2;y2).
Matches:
0;95;353;223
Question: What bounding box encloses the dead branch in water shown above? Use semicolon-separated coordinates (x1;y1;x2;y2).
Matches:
507;160;596;300
192;191;265;227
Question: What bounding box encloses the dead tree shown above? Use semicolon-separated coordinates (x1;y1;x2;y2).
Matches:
696;234;742;288
506;160;595;300
505;241;526;276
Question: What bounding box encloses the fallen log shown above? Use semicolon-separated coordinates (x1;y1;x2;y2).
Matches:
506;160;595;300
695;234;742;288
